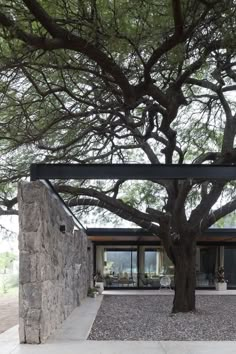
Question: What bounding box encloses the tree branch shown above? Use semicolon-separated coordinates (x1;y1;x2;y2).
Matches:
0;7;134;103
56;185;161;235
172;0;184;36
0;207;18;216
23;0;69;39
205;198;236;229
189;182;225;229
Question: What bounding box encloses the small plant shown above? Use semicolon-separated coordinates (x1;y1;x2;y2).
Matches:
216;266;225;283
87;287;98;298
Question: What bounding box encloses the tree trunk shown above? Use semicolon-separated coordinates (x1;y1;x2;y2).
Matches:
172;240;196;313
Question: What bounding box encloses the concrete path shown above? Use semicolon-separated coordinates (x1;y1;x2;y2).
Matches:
1;292;236;354
48;295;103;342
1;327;236;354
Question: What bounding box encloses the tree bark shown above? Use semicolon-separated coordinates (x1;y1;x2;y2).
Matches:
172;240;196;313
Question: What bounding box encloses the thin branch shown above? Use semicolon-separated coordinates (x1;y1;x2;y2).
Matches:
0;207;18;216
0;7;133;103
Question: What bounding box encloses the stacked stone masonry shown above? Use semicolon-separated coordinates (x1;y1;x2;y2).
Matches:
18;181;93;344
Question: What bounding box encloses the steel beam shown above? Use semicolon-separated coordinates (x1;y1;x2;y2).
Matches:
30;163;236;181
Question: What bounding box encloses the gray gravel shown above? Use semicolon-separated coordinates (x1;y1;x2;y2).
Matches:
88;295;236;341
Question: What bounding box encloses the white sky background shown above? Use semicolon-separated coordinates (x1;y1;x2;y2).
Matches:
0;215;19;233
0;215;19;253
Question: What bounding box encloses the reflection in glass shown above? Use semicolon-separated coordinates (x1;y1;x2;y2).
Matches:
225;247;236;287
196;246;216;287
140;248;174;288
96;244;236;289
103;249;137;287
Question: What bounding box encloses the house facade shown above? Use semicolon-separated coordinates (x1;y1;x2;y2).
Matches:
88;228;236;289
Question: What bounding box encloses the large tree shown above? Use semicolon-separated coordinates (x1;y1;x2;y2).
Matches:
0;0;236;312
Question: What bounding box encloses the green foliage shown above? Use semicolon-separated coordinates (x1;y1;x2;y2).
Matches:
120;181;165;210
215;212;236;228
0;273;18;294
87;287;98;297
0;252;16;273
0;0;235;230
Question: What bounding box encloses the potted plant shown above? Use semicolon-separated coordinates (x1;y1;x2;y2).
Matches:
215;266;227;291
87;287;99;298
95;284;103;294
94;272;104;293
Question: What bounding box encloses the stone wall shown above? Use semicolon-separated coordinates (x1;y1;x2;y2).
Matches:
18;181;93;344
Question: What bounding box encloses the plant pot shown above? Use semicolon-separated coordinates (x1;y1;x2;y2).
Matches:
215;282;227;291
95;282;104;294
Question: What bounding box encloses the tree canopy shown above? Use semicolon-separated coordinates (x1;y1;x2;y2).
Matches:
0;0;235;225
0;0;236;312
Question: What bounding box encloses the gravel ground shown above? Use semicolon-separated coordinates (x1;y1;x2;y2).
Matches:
88;295;236;341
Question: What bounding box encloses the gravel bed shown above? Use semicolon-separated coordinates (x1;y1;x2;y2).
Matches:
88;295;236;341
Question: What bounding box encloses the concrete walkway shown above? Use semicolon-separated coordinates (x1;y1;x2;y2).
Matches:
1;291;236;354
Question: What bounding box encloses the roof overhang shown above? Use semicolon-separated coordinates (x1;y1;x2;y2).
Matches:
87;228;236;243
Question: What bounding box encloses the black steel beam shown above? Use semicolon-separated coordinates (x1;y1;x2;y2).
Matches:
30;163;236;181
86;228;153;237
93;240;236;246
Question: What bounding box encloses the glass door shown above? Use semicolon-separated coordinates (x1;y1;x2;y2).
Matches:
196;246;217;287
102;248;137;287
224;247;236;287
139;247;174;288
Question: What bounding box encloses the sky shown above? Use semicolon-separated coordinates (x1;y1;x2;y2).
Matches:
0;215;18;253
0;215;19;233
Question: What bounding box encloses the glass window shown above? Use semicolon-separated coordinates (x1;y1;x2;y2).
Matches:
144;251;158;274
196;246;217;287
103;248;137;287
224;247;236;287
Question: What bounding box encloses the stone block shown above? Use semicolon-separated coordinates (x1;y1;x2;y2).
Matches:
25;325;40;344
18;181;44;203
19;231;41;252
24;310;41;330
21;204;41;232
22;283;42;309
19;317;26;343
36;253;53;281
19;252;37;283
19;284;24;318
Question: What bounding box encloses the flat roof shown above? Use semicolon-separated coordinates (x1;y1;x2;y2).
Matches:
87;228;236;243
86;228;236;236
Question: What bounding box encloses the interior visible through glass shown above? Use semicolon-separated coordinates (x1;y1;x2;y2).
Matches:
96;245;236;288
